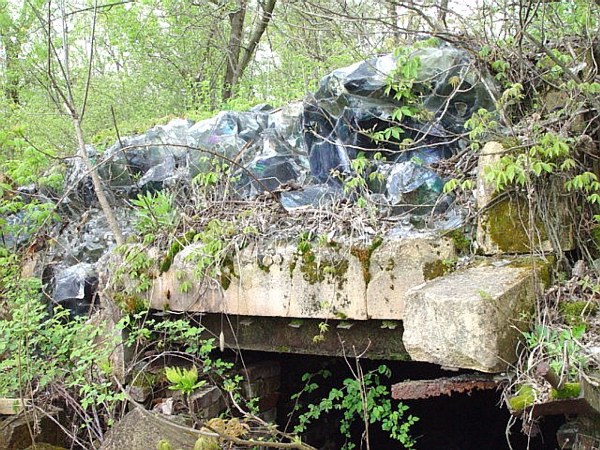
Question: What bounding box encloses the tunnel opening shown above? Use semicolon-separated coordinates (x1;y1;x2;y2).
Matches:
237;351;565;449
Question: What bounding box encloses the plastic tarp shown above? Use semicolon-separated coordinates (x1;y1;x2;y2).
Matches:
49;43;500;315
52;263;98;315
69;44;496;213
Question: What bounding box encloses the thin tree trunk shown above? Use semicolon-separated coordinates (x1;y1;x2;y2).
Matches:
4;39;21;104
437;0;449;30
72;114;125;246
238;0;276;76
387;1;400;45
223;0;247;100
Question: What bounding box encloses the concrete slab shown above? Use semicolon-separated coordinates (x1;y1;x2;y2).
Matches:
367;235;455;319
149;234;456;321
475;141;573;255
402;261;542;372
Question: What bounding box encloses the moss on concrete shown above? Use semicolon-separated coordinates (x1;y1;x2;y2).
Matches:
350;235;383;285
297;249;349;289
508;385;536;411
423;260;446;280
219;256;237;290
508;256;553;287
114;292;149;313
160;230;197;273
485;198;547;253
446;229;471;255
257;255;271;273
288;236;351;289
422;259;455;281
560;300;598;326
551;382;581;400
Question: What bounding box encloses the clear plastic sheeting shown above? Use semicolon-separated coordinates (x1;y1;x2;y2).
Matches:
0;186;55;249
64;144;99;207
52;206;134;266
304;45;496;192
386;161;445;210
65;44;495;214
41;44;499;315
52;263;98;316
245;155;304;192
280;184;342;211
1;211;35;249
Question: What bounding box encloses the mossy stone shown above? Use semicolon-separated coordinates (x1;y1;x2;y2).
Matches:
422;260;446;280
349;236;383;285
551;382;581;399
219;256;237;290
297;249;349;289
560;300;598;326
485;198;545;253
508;385;536;411
160;230;197;273
446;229;471;255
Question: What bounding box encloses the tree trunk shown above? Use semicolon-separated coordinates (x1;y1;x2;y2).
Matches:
238;0;277;77
437;0;449;31
72;114;125;247
387;1;400;45
223;0;247;101
222;0;277;101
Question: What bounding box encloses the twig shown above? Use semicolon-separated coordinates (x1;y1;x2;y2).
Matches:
535;361;564;391
523;31;600;114
110;105;124;150
79;0;98;122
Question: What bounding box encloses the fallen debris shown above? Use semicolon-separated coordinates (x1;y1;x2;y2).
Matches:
391;374;500;400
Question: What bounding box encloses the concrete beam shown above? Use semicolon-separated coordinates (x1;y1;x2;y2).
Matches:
198;314;408;360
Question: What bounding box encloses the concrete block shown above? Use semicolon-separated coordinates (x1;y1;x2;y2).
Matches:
476;141;573;255
149;234;455;321
367;235;455;319
402;261;541;372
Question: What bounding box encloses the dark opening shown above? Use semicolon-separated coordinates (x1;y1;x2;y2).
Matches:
238;351;565;450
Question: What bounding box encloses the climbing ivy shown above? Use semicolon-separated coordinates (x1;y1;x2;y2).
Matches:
292;365;418;449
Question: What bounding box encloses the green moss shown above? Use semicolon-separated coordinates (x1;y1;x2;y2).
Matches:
485;198;546;253
258;264;270;273
327;240;342;250
114;292;149;313
551;382;581;400
351;246;372;284
387;353;411;361
446;229;471;254
371;235;384;252
131;370;157;388
509;256;553;287
289;235;350;289
385;258;395;271
160;241;183;273
350;235;383;285
257;255;271;273
219;256;236;290
289;256;297;278
508;385;536;411
298;249;349;289
498;136;521;150
423;259;455;281
160;230;197;273
560;300;598;326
